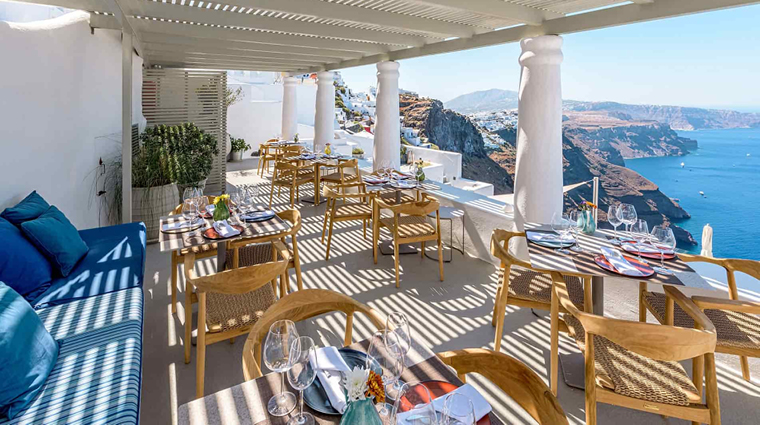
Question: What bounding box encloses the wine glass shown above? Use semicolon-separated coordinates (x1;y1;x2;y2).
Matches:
442;392;476;425
385;313;411;397
391;382;436;425
182;187;196;204
287;336;317;425
264;320;299;416
551;212;572;255
651;225;676;275
607;204;623;245
619;204;637;238
568;210;583;253
366;331;403;417
181;198;197;222
195;189;209;217
630;219;649;261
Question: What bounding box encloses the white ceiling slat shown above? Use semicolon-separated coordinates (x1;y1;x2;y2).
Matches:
142;43;334;63
213;0;477;38
146;53;321;67
129;17;391;54
402;0;563;25
139;32;361;60
124;0;430;46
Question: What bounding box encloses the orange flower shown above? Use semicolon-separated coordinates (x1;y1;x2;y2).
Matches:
365;370;385;404
584;201;598;209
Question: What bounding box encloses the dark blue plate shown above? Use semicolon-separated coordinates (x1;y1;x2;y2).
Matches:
302;348;381;416
240;210;276;222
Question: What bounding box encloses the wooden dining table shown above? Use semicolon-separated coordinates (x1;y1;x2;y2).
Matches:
158;213;292;272
523;223;713;388
177;338;503;425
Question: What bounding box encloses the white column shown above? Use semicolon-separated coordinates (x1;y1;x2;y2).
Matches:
373;61;401;171
313;71;334;152
122;30;133;223
513;35;564;229
281;76;298;140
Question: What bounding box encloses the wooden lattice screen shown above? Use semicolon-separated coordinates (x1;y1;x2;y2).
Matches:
141;68;227;194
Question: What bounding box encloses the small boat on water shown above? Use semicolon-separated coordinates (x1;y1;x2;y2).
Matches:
699;191;705;197
748;153;752;157
681;162;685;168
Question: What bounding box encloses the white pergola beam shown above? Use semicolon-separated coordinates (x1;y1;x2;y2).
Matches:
157;62;291;72
104;0;144;59
139;32;360;61
299;0;760;73
125;1;431;47
146;53;319;68
143;44;333;64
212;0;476;39
405;0;563;25
129;18;390;55
121;30;133;223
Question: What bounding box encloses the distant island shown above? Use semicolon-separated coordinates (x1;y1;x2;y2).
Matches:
446;88;760;130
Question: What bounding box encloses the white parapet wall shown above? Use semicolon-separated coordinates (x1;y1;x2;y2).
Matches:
0;11;143;229
405;145;462;182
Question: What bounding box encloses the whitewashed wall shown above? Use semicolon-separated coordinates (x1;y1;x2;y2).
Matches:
405;145;462;181
0;11;144;229
227;81;316;156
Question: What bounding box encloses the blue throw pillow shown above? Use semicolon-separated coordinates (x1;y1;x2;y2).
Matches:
0;282;59;419
20;206;89;277
0;218;53;300
0;191;50;225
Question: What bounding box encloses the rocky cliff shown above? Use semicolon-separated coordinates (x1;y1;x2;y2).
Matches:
400;95;514;193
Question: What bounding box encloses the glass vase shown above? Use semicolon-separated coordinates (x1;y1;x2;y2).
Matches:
580;210;596;235
213;201;231;222
339;399;382;425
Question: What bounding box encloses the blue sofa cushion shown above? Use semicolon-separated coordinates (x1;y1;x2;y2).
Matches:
31;222;146;309
0;283;59;419
0;191;50;226
0;218;53;300
21;206;89;278
1;287;144;425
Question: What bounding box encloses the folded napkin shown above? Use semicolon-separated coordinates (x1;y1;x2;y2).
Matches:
365;177;388;185
527;231;575;243
622;243;674;255
601;247;643;276
212;220;240;238
161;218;202;232
396;384;491;424
205;204;216;216
309;347;350;414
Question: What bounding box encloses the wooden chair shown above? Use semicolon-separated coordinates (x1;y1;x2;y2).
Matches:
228;209;304;293
490;229;588;352
169;195;217;314
241;289;386;380
320;158;361;187
322;183;374;260
437;348;569;425
551;272;721;425
257;139;279;176
183;242;290;398
640;254;760;382
268;160;315;208
373;194;443;288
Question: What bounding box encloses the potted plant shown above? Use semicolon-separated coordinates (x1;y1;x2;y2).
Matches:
352;147;365;159
293;133;299;143
230;135;251;162
132;129;179;241
157;123;219;199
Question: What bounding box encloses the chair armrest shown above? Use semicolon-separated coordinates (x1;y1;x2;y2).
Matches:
663;286;715;332
692;296;760;314
678;253;728;268
490;232;531;269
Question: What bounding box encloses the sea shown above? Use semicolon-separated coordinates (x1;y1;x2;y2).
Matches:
626;128;760;260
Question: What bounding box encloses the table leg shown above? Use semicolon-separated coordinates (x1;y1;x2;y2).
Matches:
300;163;326;205
216;241;227;273
559;276;604;389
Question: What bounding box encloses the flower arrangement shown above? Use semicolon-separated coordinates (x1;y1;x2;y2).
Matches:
212;194;231;221
325;143;332;155
579;201;597;211
341;366;385;404
414;159;426;182
293;133;299;143
366;370;385;403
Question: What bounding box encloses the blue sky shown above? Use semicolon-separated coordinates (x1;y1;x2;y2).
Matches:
340;4;760;111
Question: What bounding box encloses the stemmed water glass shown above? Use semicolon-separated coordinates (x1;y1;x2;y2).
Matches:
264;320;299;417
195;188;209;217
551;212;572;255
651;225;676;275
568;210;583;253
630;219;649;262
442;393;476;425
607;204;623;245
391;382;437;425
287;336;317;425
366;330;403;417
385;312;411;400
619;204;637;239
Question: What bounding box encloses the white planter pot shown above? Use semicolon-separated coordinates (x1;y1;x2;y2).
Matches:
132;183;180;242
231;150;244;162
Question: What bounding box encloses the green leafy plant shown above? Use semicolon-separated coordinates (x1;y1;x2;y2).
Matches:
140;123;219;186
230;135;251;152
133;129;173;188
293;133;299;143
